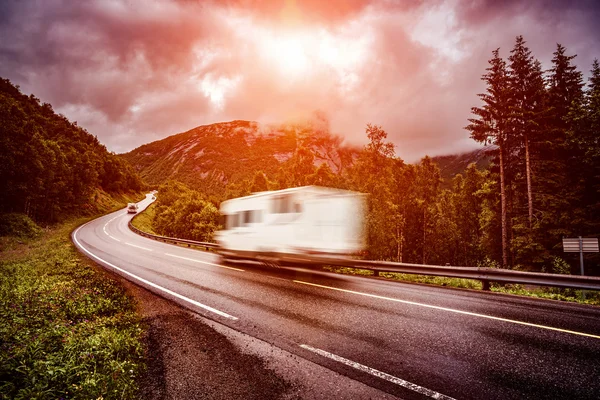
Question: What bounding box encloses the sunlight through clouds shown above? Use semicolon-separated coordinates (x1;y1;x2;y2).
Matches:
199;73;242;110
1;0;599;159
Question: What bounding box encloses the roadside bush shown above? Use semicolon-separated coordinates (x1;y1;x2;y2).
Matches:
152;181;221;242
0;213;43;238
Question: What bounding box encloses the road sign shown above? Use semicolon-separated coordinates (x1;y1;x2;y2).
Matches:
563;237;599;253
563;237;599;292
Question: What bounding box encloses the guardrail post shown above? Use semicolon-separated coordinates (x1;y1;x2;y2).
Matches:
373;270;380;277
481;280;490;291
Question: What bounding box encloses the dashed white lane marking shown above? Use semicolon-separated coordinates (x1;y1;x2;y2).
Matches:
103;213;125;242
300;344;455;400
73;223;237;320
165;253;245;272
125;242;153;251
293;281;600;340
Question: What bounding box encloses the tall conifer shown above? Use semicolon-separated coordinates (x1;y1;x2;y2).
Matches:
466;49;510;267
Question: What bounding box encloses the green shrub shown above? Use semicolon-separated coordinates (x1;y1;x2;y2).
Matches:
0;213;43;238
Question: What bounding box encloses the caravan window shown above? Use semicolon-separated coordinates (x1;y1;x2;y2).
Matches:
272;195;302;214
273;195;295;213
243;210;252;225
226;213;239;229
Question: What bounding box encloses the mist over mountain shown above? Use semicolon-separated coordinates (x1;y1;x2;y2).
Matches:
120;120;359;196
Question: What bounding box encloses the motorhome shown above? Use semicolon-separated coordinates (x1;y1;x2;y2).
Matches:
215;186;366;264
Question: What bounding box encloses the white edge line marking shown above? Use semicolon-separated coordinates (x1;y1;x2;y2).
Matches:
125;242;153;251
165;253;245;272
300;344;455;400
73;222;237;320
293;280;600;340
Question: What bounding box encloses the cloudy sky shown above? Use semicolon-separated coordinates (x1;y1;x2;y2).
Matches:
1;0;599;161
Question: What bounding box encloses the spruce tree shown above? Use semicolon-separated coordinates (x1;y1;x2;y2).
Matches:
541;44;585;253
506;36;548;266
466;48;511;267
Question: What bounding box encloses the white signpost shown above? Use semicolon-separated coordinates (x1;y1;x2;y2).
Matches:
562;237;599;276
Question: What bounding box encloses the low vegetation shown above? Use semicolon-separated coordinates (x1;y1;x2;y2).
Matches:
130;202;157;235
0;198;146;399
143;182;221;243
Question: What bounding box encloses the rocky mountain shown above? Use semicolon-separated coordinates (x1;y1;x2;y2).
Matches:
120;120;358;196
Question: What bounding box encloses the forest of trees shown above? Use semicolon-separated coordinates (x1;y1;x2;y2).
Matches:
0;78;144;222
149;36;600;275
465;36;600;273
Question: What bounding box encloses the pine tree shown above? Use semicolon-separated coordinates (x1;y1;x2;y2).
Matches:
507;36;545;233
540;44;585;253
506;36;548;266
466;48;511;267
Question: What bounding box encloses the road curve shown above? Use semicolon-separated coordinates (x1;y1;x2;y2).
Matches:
73;194;600;399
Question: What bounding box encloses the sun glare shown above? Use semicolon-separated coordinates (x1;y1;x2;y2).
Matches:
221;10;375;88
260;34;310;77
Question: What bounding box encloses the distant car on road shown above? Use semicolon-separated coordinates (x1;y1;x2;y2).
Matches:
127;203;139;214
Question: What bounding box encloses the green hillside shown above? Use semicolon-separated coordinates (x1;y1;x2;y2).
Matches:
0;78;144;223
431;147;494;184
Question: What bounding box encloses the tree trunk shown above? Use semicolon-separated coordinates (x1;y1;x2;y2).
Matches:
399;208;405;263
422;206;427;264
499;144;508;268
396;223;400;262
525;135;533;230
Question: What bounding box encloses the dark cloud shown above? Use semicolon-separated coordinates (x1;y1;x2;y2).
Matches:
1;0;600;159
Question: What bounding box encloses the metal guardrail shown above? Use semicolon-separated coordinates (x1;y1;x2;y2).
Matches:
128;221;218;251
127;219;600;292
308;256;600;291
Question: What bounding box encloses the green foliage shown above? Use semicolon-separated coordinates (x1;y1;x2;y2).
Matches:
466;37;600;275
130;203;157;235
0;213;43;238
0;219;144;399
550;256;571;275
0;78;144;223
152;182;221;242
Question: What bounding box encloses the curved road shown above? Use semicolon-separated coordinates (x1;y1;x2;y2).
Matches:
73;194;600;399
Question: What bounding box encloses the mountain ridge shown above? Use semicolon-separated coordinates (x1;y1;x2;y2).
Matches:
121;120;359;195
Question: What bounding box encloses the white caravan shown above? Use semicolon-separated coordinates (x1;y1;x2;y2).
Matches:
215;186;366;263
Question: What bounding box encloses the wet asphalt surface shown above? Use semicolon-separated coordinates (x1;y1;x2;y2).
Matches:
73;195;600;399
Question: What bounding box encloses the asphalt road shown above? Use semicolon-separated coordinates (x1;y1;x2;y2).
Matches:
73;194;600;399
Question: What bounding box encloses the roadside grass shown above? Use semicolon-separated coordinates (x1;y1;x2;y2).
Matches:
0;206;146;398
323;266;600;306
491;284;600;305
130;202;157;235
